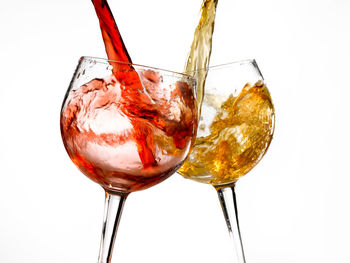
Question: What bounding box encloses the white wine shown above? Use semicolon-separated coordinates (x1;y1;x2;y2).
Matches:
184;0;218;114
179;81;275;187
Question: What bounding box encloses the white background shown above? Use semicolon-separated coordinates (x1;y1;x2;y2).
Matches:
0;0;349;262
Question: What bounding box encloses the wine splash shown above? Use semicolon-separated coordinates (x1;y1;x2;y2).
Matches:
89;0;198;169
61;59;197;193
179;81;275;186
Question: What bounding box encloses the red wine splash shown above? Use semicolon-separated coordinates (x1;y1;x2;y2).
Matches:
92;0;160;167
73;0;197;170
61;71;197;193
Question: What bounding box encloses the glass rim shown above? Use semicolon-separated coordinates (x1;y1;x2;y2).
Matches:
80;56;196;81
184;59;258;74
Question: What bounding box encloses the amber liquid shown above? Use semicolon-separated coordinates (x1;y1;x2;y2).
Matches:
179;81;275;187
184;0;218;113
60;0;197;193
178;0;275;187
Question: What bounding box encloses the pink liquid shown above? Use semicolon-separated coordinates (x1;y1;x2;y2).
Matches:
61;67;197;193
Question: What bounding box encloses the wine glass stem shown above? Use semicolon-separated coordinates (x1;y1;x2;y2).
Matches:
216;186;246;263
98;191;128;263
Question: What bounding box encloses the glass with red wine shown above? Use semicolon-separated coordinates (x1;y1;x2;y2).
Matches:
60;1;198;262
60;56;197;263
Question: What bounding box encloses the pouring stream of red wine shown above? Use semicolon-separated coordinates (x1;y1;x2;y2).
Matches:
91;0;196;168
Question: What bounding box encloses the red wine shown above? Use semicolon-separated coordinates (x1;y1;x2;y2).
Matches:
61;0;197;193
91;0;132;64
91;0;163;168
61;65;197;193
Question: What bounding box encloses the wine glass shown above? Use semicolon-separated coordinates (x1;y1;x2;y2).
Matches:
60;56;197;263
179;59;275;263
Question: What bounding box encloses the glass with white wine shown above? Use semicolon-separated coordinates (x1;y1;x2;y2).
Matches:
179;59;275;263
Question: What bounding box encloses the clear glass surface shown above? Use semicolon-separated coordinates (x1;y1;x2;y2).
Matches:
179;59;275;262
60;56;198;263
